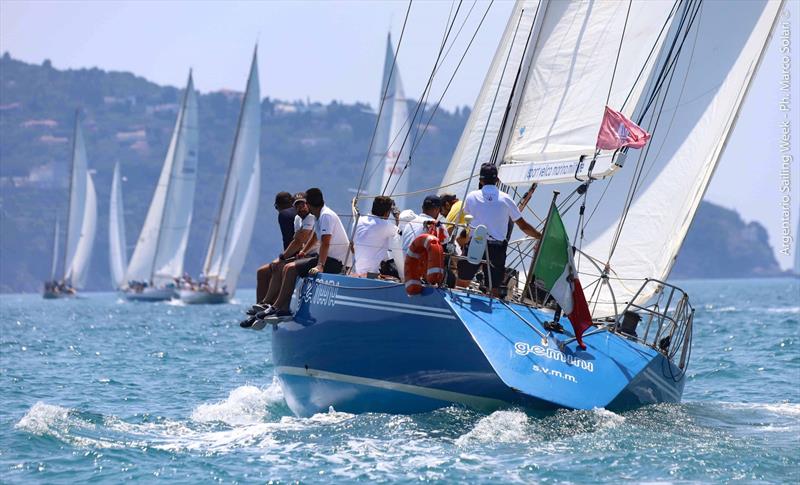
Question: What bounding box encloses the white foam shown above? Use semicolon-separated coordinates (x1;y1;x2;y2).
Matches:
165;299;186;307
722;402;800;417
455;410;530;446
592;407;626;428
15;402;92;435
765;306;800;314
191;380;284;426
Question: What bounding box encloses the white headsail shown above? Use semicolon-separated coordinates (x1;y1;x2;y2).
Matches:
574;0;785;316
440;0;541;198
498;0;677;185
109;162;128;289
63;115;97;289
125;71;199;287
202;50;261;295
365;33;412;209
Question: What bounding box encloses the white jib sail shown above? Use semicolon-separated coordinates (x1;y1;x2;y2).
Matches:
575;0;784;317
109;162;128;289
498;0;677;185
63;116;97;289
125;71;199;287
202;50;261;295
440;0;541;198
365;33;412;209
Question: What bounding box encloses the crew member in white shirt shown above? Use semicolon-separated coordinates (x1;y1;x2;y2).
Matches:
260;188;350;322
241;193;316;327
456;163;541;295
353;196;398;275
401;195;449;252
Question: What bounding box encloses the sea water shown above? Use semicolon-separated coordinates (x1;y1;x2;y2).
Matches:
1;279;798;483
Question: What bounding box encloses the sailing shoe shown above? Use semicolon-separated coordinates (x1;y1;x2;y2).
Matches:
251;318;268;331
256;307;277;319
264;309;293;323
246;303;269;316
239;316;257;328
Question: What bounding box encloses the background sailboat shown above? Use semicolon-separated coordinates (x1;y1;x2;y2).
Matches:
109;162;128;290
363;33;412;211
181;50;260;304
123;71;199;301
43;113;97;298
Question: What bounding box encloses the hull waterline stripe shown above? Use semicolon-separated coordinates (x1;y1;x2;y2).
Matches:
336;294;454;316
275;366;507;412
334;299;457;319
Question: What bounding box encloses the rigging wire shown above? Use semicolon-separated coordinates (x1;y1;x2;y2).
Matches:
353;0;414;207
385;0;497;199
381;1;467;197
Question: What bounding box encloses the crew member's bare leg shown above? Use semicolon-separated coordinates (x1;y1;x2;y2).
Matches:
256;262;274;302
272;262;299;311
261;259;287;304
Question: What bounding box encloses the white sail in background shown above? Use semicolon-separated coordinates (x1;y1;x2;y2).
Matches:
109;162;128;288
575;0;784;316
126;71;199;286
441;0;540;198
202;51;261;295
63;115;97;289
49;219;60;281
498;0;676;185
365;33;412;209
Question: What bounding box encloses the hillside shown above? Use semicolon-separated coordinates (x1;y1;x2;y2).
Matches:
0;54;784;292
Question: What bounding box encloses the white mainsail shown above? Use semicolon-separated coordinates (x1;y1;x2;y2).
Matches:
63;115;97;289
365;33;412;209
109;162;128;289
125;71;199;287
202;50;261;295
498;0;677;185
440;0;541;198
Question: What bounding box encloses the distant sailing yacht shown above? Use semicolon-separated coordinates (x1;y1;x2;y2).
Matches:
108;162;128;290
363;33;412;210
180;49;260;304
122;71;199;301
43;112;97;299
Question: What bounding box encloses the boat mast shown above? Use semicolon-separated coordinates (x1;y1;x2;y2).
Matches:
62;110;79;284
206;48;256;292
148;71;191;286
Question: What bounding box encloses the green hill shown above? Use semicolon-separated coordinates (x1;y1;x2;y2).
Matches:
0;54;783;292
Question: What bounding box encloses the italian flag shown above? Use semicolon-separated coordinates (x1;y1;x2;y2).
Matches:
532;203;593;350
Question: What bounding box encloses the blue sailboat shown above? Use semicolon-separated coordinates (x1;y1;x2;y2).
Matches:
267;0;783;416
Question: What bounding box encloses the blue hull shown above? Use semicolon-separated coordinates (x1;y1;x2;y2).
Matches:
271;275;685;417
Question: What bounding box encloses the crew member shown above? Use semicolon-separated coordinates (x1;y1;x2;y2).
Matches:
352;196;397;276
401;195;448;252
456;163;541;295
259;188;349;322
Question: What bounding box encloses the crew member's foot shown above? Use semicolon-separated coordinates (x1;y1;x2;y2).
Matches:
256;307;277;319
251;319;268;330
263;309;293;322
246;303;269;316
239;316;257;328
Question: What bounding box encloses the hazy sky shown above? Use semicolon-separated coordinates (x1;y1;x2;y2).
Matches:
1;0;799;269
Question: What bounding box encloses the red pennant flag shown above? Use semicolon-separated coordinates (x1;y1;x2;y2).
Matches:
596;106;650;151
